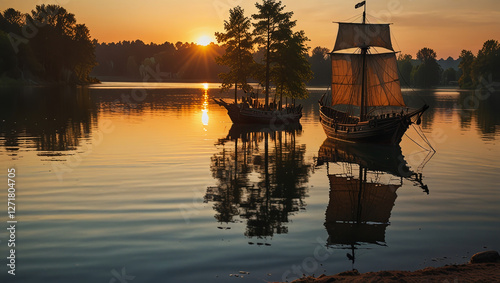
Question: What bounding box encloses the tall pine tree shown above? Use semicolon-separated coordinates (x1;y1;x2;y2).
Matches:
252;0;311;108
215;6;254;103
252;0;295;107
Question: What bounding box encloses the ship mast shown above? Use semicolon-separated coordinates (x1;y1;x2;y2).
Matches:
360;2;367;121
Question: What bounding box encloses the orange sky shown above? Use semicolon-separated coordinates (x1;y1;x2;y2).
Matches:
2;0;500;59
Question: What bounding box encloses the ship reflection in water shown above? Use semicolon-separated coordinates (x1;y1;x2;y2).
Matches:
205;123;312;241
317;139;430;266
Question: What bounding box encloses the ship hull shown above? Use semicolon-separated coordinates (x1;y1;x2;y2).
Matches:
215;99;302;125
319;104;428;145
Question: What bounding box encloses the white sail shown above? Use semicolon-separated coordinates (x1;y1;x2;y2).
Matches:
330;52;405;107
333;23;393;52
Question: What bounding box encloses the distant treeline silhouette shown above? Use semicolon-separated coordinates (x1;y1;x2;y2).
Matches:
91;40;334;86
92;41;227;81
458;40;500;89
0;5;97;84
92;40;498;89
396;41;500;89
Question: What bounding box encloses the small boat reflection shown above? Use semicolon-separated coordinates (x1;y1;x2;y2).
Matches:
205;123;312;242
317;139;430;265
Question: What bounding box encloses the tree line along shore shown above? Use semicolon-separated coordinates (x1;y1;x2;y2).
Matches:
1;4;499;90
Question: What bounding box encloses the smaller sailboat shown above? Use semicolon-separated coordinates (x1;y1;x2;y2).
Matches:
319;2;428;145
214;96;302;124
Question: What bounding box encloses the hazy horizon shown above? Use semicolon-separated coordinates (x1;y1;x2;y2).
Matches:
2;0;500;59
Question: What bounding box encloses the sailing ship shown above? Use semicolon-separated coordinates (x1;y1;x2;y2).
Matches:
319;2;428;145
317;138;430;264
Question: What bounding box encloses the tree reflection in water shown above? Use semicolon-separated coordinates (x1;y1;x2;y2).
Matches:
0;86;97;156
205;124;312;239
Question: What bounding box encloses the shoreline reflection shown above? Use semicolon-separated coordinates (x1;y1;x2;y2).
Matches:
0;87;97;157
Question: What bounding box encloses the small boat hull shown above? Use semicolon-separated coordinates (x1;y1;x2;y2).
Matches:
215;99;302;125
319;104;428;145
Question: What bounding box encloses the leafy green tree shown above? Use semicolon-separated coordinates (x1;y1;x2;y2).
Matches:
0;30;18;75
472;40;500;86
273;30;312;107
72;24;97;81
458;50;475;89
26;4;96;82
215;6;254;103
28;5;74;80
1;9;39;81
397;53;413;87
0;9;24;80
0;5;98;84
1;8;23;32
417;47;437;63
413;47;441;88
252;0;296;107
441;67;457;85
309;46;330;85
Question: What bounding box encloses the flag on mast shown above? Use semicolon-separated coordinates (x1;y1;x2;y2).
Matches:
355;1;366;9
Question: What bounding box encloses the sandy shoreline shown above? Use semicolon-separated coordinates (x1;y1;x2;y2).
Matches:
286;262;500;283
284;251;500;283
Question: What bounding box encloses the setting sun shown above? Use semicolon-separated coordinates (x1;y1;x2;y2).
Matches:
197;35;213;46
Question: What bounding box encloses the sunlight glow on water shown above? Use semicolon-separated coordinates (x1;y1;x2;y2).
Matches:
0;85;498;282
202;85;209;126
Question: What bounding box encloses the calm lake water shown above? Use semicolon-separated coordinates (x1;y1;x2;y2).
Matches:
0;82;499;282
